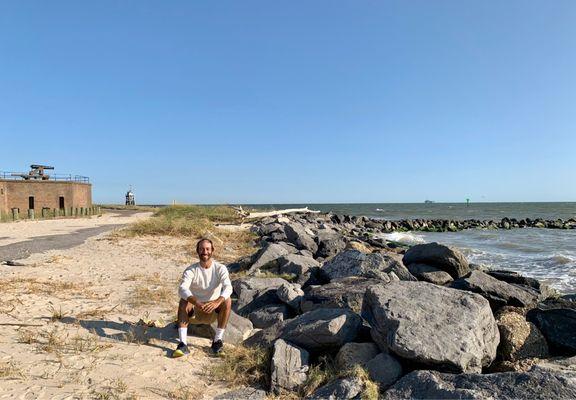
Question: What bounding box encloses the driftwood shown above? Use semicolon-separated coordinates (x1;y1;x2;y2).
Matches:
244;207;320;219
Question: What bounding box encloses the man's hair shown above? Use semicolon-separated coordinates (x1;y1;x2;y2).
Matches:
196;238;214;253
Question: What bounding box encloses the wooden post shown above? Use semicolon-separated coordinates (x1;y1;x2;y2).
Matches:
28;209;35;219
12;208;18;220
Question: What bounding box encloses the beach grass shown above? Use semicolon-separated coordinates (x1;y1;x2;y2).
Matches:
209;344;270;388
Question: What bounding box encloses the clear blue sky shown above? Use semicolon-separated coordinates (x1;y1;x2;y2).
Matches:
1;1;575;204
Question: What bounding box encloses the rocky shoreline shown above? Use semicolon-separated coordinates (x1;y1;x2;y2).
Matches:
215;212;576;399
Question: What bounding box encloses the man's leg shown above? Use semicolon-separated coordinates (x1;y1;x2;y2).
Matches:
173;299;193;358
216;297;232;329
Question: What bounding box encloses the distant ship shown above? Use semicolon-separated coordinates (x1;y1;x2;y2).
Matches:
424;200;435;204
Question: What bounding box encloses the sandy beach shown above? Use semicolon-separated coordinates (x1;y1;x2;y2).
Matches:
0;211;238;399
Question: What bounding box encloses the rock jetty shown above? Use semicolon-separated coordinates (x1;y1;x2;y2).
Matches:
216;212;576;399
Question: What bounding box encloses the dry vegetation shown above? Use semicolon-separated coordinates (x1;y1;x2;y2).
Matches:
17;326;112;356
0;277;104;300
0;360;26;380
210;345;270;388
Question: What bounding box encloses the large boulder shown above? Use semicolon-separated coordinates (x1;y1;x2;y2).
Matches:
383;367;576;400
407;263;453;285
300;277;382;313
243;321;285;349
451;271;538;310
527;299;576;356
306;377;363;400
284;222;318;254
232;277;290;314
321;250;399;282
188;310;252;345
362;281;499;373
271;339;310;394
280;308;362;353
247;242;296;275
315;229;347;259
336;342;380;370
496;310;549;361
365;353;403;389
487;269;552;300
403;242;470;279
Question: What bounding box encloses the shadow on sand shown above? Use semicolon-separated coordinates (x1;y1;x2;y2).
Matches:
58;317;212;357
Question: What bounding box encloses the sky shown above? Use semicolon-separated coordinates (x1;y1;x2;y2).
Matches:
1;1;575;204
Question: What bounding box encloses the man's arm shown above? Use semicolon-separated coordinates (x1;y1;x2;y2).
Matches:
201;265;232;312
178;268;197;304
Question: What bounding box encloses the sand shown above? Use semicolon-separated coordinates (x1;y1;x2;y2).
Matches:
0;212;240;399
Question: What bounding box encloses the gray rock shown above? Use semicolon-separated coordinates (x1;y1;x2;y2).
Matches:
278;253;320;277
451;270;538;310
284;222;319;254
247;242;296;274
307;377;363;400
277;282;304;310
487;269;552;300
232;277;290;313
315;229;347;259
365;353;403;389
362;281;499;373
280;308;362;353
188;310;252;345
403;242;470;279
336;342;380;370
321;250;397;282
407;263;453;285
496;310;549;361
248;304;290;329
383;367;576;400
301;277;382;314
214;387;267;400
244;321;285;349
271;339;310;393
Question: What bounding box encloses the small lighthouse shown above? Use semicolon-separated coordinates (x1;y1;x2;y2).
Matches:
125;187;135;206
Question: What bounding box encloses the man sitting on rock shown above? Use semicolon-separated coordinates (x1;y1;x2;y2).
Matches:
173;238;232;357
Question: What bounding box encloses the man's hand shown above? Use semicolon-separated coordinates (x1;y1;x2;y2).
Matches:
201;298;223;313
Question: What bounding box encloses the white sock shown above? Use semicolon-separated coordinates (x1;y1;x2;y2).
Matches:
178;327;188;345
214;328;225;342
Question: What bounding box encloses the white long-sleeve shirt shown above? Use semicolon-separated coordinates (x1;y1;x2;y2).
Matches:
178;260;233;302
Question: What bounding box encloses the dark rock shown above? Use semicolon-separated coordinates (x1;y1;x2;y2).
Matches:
315;229;347;259
527;299;576;356
280;308;362;353
232;277;290;315
248;304;290;329
383;367;576;400
403;242;470;279
362;281;499;373
271;339;310;393
365;353;403;389
301;277;382;314
307;377;363;400
451;271;539;310
335;342;380;370
406;263;453;285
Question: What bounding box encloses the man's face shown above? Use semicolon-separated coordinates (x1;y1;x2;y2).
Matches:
197;241;213;262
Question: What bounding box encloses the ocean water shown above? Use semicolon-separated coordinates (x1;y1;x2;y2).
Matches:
249;203;576;293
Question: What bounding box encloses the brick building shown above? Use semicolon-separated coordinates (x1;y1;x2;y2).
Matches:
0;165;92;216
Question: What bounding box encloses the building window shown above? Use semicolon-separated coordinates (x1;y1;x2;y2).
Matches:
59;196;65;209
29;196;35;210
